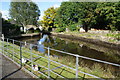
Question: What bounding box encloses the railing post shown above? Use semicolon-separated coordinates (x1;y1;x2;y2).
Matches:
48;47;50;78
13;39;14;60
20;42;22;67
2;34;4;55
30;44;33;73
7;38;8;56
76;55;79;79
25;41;26;46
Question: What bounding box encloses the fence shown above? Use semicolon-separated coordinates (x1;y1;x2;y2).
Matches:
0;36;120;80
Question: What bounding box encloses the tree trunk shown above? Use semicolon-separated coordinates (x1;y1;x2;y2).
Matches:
22;23;26;33
85;26;88;32
83;23;88;32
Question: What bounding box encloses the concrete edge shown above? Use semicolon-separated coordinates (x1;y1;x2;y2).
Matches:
1;53;38;78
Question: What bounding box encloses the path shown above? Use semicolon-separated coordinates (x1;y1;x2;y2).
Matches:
0;54;32;79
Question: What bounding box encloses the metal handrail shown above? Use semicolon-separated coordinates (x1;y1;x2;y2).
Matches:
7;37;119;67
1;37;120;79
50;48;120;67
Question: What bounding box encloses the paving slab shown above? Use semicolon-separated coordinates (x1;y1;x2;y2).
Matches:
1;54;33;79
0;53;2;79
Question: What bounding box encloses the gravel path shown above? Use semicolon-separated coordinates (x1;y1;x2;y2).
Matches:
1;54;32;79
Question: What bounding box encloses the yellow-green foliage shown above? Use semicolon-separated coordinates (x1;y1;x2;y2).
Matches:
41;7;58;30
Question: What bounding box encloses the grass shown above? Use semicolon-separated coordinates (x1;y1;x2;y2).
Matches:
0;40;117;79
106;33;120;42
54;30;120;44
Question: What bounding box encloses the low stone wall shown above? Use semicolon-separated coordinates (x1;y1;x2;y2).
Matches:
8;33;41;39
51;32;120;51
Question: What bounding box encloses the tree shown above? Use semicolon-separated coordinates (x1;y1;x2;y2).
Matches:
55;2;97;32
55;1;120;32
0;12;2;17
78;2;97;32
55;2;82;31
2;18;20;36
9;0;40;28
0;12;2;35
115;1;120;31
94;2;120;31
41;7;58;31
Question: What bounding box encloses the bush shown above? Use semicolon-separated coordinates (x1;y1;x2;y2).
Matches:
114;33;120;41
68;24;77;31
107;33;120;41
2;18;21;36
55;27;66;32
34;28;41;33
27;28;34;33
110;26;117;32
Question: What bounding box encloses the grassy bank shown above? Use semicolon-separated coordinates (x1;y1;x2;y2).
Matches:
52;30;120;44
0;40;117;79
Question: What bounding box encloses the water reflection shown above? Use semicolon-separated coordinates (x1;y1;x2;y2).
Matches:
18;35;120;64
37;35;50;53
38;44;45;53
38;35;49;44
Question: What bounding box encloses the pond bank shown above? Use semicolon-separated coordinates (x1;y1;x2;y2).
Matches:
8;33;41;39
8;32;120;51
51;32;120;51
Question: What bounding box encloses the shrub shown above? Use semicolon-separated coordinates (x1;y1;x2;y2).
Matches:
68;24;77;31
34;28;41;33
27;28;34;33
107;33;120;41
110;26;117;32
55;27;66;32
114;33;120;41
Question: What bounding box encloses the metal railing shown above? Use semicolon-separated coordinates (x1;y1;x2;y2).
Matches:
0;36;120;80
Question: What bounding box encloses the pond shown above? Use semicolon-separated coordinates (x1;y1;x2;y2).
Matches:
17;34;120;77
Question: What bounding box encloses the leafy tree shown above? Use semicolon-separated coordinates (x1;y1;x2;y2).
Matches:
94;2;120;31
0;12;2;35
0;12;2;17
41;7;58;31
55;1;120;32
9;0;40;28
55;2;97;32
38;20;42;26
94;3;115;30
2;18;20;36
55;2;81;31
79;2;97;32
114;2;120;31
